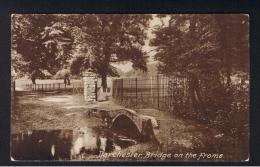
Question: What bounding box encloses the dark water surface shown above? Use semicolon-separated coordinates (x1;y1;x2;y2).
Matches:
11;128;138;160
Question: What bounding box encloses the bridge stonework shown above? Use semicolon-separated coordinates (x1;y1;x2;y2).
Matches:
88;107;159;142
110;109;144;133
108;108;158;142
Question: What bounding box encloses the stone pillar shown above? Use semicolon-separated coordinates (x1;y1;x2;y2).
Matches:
83;71;98;103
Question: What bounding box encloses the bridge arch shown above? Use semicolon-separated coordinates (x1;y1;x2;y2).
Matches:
111;113;142;140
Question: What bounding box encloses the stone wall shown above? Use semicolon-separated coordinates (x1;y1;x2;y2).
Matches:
83;71;98;102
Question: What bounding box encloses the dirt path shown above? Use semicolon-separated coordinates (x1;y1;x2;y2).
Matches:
11;91;101;134
11;91;248;161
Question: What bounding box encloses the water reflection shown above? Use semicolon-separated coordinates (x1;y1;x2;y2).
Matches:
11;128;137;160
11;129;72;160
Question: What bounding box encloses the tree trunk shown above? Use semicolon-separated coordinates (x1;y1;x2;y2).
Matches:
101;49;110;92
226;67;231;87
225;41;232;87
64;77;67;85
216;15;232;88
31;77;36;84
101;74;107;92
189;73;201;112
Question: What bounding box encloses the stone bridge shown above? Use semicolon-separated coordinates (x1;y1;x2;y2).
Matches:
87;107;159;141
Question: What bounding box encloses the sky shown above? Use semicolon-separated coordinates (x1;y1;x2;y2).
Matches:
112;15;168;72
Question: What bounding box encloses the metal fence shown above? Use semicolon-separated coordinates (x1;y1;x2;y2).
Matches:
25;83;69;91
112;74;192;112
72;81;84;95
24;80;84;92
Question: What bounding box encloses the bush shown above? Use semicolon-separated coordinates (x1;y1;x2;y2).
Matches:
198;74;249;137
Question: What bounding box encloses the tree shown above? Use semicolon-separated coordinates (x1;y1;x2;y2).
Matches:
214;14;249;86
11;14;73;84
150;14;249;84
151;14;220;75
68;14;152;90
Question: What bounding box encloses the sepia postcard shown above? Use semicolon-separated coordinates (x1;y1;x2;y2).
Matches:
10;14;249;162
